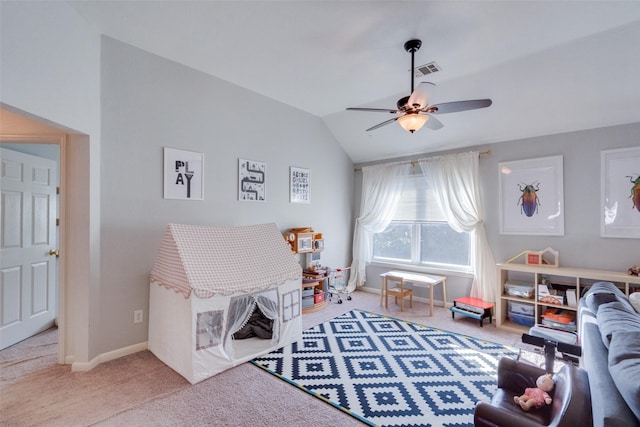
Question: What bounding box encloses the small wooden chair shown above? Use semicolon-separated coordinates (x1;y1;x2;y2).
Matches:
384;275;413;311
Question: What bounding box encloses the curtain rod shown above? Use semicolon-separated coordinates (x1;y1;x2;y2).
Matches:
353;150;491;172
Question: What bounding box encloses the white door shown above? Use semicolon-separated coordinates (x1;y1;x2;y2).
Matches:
0;148;57;350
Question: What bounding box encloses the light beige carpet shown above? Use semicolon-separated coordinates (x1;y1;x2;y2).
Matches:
1;290;546;426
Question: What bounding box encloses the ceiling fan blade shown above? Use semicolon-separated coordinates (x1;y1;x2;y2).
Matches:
430;99;492;114
346;107;398;114
407;82;435;110
424;114;444;130
366;117;398;132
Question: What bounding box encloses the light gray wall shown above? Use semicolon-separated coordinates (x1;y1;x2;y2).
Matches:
1;1;101;363
99;37;354;353
0;2;100;136
356;123;640;302
483;124;640;270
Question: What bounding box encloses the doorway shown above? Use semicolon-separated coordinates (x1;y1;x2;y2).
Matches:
0;144;60;350
1;115;66;363
1;104;96;369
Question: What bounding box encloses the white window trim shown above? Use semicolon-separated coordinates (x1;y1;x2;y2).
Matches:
372;220;474;275
369;260;474;279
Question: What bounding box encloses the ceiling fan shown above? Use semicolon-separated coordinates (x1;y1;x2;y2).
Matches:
346;39;492;133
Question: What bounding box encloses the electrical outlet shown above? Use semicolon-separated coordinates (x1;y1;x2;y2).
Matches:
134;309;143;324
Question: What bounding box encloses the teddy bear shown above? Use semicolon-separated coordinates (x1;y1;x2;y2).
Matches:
514;373;554;411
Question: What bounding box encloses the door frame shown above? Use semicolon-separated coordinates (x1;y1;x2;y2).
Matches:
0;134;66;364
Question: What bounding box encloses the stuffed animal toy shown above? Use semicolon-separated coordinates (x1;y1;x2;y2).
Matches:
514;373;554;411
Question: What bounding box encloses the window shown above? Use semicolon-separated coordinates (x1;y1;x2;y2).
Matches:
372;175;472;270
373;222;412;261
196;310;223;351
419;222;470;266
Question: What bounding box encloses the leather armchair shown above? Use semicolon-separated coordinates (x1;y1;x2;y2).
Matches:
474;357;592;427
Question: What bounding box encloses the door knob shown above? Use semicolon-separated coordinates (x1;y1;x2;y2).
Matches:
49;249;59;257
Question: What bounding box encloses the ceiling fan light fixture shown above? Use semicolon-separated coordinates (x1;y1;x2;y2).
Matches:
398;113;428;133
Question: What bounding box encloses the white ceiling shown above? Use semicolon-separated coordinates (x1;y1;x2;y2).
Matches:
67;1;640;163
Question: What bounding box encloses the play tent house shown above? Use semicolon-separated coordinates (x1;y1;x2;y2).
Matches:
149;223;302;384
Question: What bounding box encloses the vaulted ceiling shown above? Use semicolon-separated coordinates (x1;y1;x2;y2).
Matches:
68;1;640;163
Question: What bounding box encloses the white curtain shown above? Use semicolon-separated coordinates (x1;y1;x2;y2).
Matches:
418;152;496;302
348;162;412;290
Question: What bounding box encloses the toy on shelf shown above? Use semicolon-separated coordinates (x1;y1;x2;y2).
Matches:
327;266;352;304
283;231;296;252
286;227;324;254
506;247;559;267
628;265;639;276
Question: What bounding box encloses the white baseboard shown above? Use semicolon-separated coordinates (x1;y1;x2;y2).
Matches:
359;285;446;307
71;341;148;372
68;287;445;372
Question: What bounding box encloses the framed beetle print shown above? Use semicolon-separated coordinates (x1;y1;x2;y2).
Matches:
499;155;564;236
601;146;640;238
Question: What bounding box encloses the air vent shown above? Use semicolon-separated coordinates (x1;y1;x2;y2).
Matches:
414;61;441;77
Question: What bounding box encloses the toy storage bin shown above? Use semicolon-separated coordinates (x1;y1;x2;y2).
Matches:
509;312;535;327
302;296;314;308
505;281;535;299
540;308;576;332
314;291;325;304
508;299;535;326
508;301;534;316
541;318;577;332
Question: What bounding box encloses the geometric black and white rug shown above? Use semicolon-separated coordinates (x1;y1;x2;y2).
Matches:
251;309;520;427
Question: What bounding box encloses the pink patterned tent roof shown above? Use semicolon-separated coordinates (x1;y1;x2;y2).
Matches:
150;223;301;298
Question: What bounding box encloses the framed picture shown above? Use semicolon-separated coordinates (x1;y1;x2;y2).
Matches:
290;166;310;203
163;147;204;200
601;146;640;238
238;158;266;201
499;155;564;236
